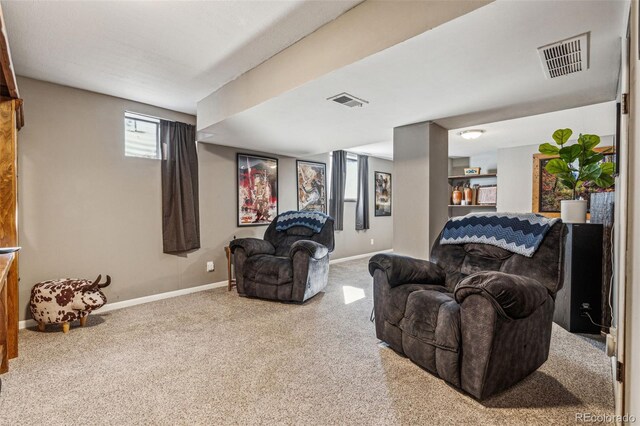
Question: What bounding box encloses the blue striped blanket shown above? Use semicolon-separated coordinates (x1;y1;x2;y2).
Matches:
440;213;560;257
276;211;331;233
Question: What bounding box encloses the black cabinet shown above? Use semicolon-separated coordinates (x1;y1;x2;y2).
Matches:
553;223;603;334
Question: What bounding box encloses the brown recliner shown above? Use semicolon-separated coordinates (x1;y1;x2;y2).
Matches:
368;222;566;399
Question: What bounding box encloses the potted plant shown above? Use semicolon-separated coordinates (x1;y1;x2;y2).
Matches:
539;128;614;223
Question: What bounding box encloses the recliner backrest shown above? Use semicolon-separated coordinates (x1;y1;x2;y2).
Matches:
430;222;566;295
264;216;335;257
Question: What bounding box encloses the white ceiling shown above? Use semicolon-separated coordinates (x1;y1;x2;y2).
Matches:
1;0;361;114
199;0;627;157
349;101;617;159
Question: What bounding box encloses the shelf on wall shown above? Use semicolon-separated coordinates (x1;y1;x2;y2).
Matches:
448;173;497;180
448;204;497;208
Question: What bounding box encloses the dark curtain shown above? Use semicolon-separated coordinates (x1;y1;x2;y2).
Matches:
329;150;347;230
161;120;200;253
355;154;370;230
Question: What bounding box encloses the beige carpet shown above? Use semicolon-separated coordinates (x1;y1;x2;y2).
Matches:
0;259;613;425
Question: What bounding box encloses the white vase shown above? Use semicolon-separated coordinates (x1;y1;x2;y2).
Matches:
560;200;587;223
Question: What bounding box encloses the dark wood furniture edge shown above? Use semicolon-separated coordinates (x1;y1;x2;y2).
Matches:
0;252;14;374
0;6;23;129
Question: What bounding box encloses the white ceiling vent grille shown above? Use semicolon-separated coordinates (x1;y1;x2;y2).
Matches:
538;32;589;79
327;92;369;108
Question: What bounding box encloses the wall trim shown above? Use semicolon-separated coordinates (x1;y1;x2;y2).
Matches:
330;249;393;264
19;280;228;330
20;251;393;329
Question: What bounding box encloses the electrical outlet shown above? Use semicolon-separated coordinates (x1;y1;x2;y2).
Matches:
370;239;374;245
579;302;592;317
206;261;215;272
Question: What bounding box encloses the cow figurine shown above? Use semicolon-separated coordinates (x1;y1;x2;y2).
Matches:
30;275;111;333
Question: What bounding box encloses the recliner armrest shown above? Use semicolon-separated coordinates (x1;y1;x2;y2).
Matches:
229;238;275;257
454;271;548;319
368;253;446;288
289;240;329;260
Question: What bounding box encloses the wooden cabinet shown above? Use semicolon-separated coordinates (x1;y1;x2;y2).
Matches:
0;99;19;368
0;7;24;374
553;223;604;334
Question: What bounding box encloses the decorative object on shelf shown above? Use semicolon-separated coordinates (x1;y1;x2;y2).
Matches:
476;185;497;205
471;184;479;205
374;171;392;216
535;128;615;223
237;154;278;226
463;184;473;204
296;160;326;213
30;275;111;333
464;167;481;176
451;186;463;205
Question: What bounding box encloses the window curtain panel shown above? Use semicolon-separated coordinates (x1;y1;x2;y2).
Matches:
161;120;200;253
329;150;347;231
355;154;370;230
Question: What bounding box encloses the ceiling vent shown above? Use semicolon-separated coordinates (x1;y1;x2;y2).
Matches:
538;32;589;79
327;92;369;108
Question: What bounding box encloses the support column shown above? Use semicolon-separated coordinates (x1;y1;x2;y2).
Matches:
393;121;448;259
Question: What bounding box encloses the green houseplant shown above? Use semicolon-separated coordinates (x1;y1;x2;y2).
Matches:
539;128;614;222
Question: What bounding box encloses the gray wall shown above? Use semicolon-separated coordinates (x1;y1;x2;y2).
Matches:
393;121;448;258
496;144;539;212
16;77;392;321
306;152;393;260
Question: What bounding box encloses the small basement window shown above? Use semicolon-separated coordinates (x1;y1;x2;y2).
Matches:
344;153;358;201
125;112;160;159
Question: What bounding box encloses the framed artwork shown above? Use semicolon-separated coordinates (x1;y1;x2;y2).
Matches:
476;185;497;205
374;171;392;216
237;153;278;226
296;160;327;213
532;147;616;217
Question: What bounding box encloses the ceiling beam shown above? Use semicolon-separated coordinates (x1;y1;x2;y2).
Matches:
197;0;492;133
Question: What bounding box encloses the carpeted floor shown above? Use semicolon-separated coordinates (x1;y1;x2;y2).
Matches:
0;259;613;425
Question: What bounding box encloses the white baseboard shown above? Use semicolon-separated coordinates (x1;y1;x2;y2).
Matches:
330;249;393;264
19;251;391;329
19;280;227;330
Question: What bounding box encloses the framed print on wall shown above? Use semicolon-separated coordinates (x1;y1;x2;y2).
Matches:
374;171;392;216
237;153;278;226
296;160;327;213
532;147;616;216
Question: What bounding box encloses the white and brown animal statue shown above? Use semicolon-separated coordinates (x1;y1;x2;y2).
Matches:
30;275;111;333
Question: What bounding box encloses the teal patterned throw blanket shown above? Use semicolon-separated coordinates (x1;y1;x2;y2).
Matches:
440;213;560;258
276;211;331;233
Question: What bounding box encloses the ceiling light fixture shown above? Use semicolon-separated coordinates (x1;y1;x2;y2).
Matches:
459;129;485;140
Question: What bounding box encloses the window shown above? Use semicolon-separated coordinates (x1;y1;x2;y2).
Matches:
125;112;160;159
328;152;359;202
344;153;358;201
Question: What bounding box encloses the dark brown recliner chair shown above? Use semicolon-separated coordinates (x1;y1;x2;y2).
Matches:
368;222;566;399
230;213;335;303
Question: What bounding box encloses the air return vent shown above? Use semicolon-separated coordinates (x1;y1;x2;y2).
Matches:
538;32;589;79
327;92;369;108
